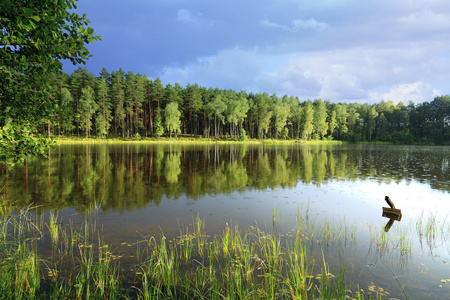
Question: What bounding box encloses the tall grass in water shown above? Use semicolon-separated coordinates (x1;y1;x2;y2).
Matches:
0;205;123;299
0;205;373;299
416;211;438;252
136;216;362;299
0;206;41;299
48;211;59;245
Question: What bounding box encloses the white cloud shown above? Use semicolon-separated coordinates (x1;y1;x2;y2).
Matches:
159;44;449;103
177;9;201;23
259;18;285;30
259;17;329;32
270;45;450;101
67;0;450;103
319;73;366;100
292;18;329;31
397;9;450;32
158;2;450;103
259;63;322;98
369;82;442;104
160;48;264;91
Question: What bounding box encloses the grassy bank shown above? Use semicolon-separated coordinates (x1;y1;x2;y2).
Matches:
53;135;344;145
0;205;366;299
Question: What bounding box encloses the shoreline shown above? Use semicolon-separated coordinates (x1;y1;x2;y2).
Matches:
53;136;345;145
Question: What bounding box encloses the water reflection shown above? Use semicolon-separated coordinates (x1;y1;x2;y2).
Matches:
0;144;448;215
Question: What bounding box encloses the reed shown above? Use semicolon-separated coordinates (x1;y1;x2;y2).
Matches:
0;207;41;299
133;215;367;299
4;205;425;299
415;211;449;254
48;211;59;245
394;226;412;256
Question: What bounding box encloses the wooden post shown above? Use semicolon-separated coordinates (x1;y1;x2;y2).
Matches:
382;196;402;232
384;218;395;232
384;196;396;209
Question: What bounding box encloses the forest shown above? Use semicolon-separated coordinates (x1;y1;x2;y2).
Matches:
28;67;450;145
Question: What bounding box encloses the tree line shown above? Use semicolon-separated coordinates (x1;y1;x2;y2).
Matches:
41;67;449;144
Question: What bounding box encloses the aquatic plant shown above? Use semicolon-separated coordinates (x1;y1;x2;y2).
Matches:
5;204;442;299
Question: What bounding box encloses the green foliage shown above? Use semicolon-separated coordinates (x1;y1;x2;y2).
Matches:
0;0;101;164
0;0;447;147
334;104;349;139
95;78;112;138
239;128;248;141
301;101;314;139
2;41;449;147
0;126;53;165
205;94;227;138
154;107;164;137
387;131;414;144
273;100;290;139
313;99;329;139
226;92;249;138
281;127;289;140
78;86;98;138
361;104;378;141
59;87;76;134
133;132;142;141
0;208;369;299
165;102;182;138
256;93;273;139
110;69;126;137
328;110;337;138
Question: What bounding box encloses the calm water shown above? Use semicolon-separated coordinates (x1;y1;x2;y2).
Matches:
1;143;449;298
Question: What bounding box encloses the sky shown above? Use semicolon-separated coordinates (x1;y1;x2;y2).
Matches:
62;0;450;104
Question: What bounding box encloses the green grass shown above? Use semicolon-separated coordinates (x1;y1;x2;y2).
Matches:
53;135;344;145
4;204;449;299
1;205;366;299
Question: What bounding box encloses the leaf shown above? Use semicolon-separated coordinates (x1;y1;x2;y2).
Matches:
30;16;40;22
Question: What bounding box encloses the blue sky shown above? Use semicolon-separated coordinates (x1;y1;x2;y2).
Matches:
63;0;450;103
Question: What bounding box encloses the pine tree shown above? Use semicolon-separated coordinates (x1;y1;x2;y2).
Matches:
313;99;328;139
205;94;227;138
301;101;314;140
256;93;273;139
185;83;203;136
154;107;164;137
95;78;112;138
78;86;98;138
110;69;125;137
60;87;75;135
273;96;290;139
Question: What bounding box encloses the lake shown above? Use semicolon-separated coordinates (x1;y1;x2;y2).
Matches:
1;143;449;298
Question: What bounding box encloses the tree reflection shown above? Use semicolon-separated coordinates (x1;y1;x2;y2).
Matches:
0;144;448;214
165;151;181;184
